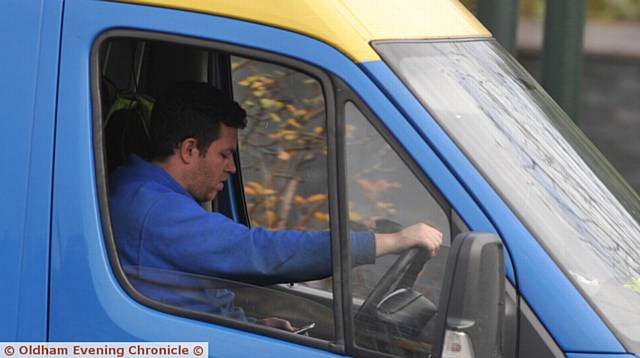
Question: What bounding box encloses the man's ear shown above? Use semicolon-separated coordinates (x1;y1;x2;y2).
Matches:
178;138;199;164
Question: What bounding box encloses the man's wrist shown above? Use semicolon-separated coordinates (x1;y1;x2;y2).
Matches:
374;232;401;257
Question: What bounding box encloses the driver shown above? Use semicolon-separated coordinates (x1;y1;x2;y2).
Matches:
108;81;443;331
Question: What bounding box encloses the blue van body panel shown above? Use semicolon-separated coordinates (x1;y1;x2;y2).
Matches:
0;0;62;341
49;0;505;353
359;61;625;353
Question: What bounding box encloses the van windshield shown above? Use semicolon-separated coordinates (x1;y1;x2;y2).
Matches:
375;39;640;351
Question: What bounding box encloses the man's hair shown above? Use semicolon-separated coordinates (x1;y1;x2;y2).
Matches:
150;81;247;160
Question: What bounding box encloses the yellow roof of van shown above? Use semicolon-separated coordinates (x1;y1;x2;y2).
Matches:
120;0;490;62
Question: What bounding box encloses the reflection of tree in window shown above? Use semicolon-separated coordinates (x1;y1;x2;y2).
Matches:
345;103;450;237
346;121;402;231
232;58;329;231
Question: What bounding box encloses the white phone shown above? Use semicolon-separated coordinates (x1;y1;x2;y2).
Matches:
294;322;316;335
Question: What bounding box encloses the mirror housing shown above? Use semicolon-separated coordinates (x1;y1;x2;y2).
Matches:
432;232;505;358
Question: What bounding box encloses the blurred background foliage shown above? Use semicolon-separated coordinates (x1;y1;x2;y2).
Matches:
461;0;640;21
232;57;331;231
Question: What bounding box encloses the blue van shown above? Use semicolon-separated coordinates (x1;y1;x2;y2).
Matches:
1;0;638;357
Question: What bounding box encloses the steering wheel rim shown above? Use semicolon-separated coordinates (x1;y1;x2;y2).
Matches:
354;247;430;322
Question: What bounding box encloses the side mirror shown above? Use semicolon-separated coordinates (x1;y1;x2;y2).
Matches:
432;232;505;358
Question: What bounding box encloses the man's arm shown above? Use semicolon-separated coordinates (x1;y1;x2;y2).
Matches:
142;191;440;280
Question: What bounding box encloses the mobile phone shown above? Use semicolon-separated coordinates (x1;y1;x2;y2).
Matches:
294;322;316;335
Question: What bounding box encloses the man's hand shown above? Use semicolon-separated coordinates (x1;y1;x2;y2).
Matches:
257;317;296;332
374;223;443;257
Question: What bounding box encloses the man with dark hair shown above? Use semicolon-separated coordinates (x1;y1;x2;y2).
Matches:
109;81;442;331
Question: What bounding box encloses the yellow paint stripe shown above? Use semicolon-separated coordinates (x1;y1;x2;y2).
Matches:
118;0;490;62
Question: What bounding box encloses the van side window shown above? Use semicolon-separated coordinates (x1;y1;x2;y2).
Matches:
344;102;455;357
99;37;336;342
231;56;335;294
231;54;337;332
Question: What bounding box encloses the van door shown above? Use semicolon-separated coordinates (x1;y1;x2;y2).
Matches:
0;0;62;341
51;1;356;356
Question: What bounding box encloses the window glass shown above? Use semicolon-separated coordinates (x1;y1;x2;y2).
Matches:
232;56;333;294
101;38;336;342
344;102;452;357
375;40;640;351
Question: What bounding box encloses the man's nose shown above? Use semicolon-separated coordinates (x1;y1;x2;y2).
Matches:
226;158;237;174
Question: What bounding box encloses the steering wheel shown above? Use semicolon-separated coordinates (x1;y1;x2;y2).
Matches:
354;246;430;323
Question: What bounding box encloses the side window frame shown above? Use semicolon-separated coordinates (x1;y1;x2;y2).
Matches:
332;76;457;357
92;29;346;353
208;51;251;224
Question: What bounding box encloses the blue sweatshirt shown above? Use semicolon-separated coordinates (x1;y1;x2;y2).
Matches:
109;155;375;316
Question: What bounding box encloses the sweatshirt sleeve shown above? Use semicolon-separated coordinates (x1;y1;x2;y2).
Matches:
139;192;375;285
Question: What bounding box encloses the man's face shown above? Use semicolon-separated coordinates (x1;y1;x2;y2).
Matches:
187;124;238;203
